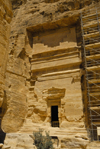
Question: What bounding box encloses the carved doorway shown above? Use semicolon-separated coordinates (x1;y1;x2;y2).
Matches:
51;106;59;127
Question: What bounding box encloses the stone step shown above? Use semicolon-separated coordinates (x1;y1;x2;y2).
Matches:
92;122;100;125
88;79;100;84
82;7;100;19
82;13;98;19
29;86;34;91
19;125;87;136
90;92;100;97
84;31;100;39
90;106;100;111
31;51;80;63
87;65;100;71
86;53;100;60
85;42;100;50
83;21;100;29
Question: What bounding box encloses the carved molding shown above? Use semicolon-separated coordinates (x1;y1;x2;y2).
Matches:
42;87;66;100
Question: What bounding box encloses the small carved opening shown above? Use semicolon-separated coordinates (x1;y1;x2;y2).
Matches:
51;106;59;127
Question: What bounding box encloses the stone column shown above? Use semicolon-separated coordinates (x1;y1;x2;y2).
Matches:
58;105;61;127
47;105;51;123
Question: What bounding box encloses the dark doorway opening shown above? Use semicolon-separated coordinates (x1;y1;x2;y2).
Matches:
51;106;59;127
0;119;6;144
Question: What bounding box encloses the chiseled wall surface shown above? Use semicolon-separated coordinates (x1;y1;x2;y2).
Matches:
0;0;12;107
30;26;83;128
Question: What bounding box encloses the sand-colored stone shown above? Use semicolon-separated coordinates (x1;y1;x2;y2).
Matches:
0;0;12;108
0;0;12;146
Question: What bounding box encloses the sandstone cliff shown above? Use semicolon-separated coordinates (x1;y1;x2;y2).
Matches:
0;0;12;146
0;0;12;107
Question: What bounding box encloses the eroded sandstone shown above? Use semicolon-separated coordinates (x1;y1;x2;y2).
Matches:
0;0;12;145
0;0;12;107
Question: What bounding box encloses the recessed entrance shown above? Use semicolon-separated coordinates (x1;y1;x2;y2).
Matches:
51;106;59;127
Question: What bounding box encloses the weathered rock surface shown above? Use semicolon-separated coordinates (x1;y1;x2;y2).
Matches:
0;0;12;145
0;0;12;108
1;0;100;149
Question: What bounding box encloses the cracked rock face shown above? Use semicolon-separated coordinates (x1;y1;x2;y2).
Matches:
0;0;12;108
0;0;12;146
